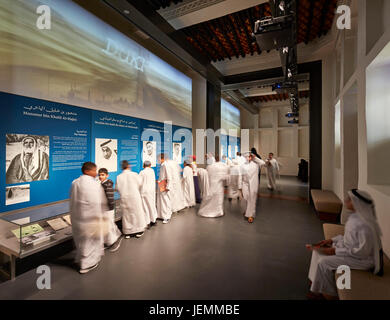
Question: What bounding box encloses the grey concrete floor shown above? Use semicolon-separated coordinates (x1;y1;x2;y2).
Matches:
260;175;309;199
0;196;323;300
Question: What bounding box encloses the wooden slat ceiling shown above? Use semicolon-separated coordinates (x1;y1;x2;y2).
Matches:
247;90;310;103
175;0;338;62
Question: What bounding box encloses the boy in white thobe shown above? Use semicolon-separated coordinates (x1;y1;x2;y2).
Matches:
139;161;158;226
116;160;147;238
183;160;196;208
157;154;173;224
98;168;122;253
307;189;383;300
239;152;265;223
265;153;280;190
198;157;229;218
70;162;106;274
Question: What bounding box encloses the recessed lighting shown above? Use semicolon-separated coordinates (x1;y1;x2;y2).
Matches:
123;10;130;14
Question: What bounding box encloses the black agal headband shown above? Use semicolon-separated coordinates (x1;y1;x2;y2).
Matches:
351;189;373;205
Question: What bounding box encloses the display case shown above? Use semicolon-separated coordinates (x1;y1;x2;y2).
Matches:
0;200;72;279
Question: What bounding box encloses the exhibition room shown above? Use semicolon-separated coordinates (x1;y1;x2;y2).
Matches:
0;0;390;304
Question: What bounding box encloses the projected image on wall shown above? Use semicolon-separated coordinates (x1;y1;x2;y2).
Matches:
0;0;192;127
6;134;50;184
221;99;240;136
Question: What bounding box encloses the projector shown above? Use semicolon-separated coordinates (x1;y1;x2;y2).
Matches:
288;119;299;124
286;112;299;118
272;81;297;93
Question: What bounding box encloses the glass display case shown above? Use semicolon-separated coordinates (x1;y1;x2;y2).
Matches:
0;200;72;280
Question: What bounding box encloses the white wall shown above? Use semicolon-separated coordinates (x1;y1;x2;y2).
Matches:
322;0;390;256
257;100;310;176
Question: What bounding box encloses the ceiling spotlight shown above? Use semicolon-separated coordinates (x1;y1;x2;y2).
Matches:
279;1;285;12
282;46;289;54
123;9;130;14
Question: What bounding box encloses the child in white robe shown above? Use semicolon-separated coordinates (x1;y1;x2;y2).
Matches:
306;189;383;299
98;168;122;253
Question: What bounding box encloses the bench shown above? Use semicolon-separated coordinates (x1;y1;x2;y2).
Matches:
323;223;390;300
311;189;343;223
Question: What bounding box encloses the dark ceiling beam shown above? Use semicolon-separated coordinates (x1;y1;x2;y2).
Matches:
224;15;246;58
214;19;240;59
102;0;224;85
206;22;232;60
305;0;314;44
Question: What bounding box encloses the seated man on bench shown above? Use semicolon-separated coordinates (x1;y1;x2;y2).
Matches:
306;189;384;300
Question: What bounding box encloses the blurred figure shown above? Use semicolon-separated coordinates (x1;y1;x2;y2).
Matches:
198;156;229;218
70;162;106;274
157;154;173;224
239;152;265;223
265;153;280;190
183;160;196;208
222;155;232;166
139;161;158;226
116;160;147;238
98;168;122;252
227;159;242;201
166;157;186;213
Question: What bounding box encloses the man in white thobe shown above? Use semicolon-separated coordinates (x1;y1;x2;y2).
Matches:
197;167;211;200
166;159;186;213
307;189;383;300
70;162;106;274
182;160;196;208
235;152;246;166
116;160;147;238
139;161;158;226
265;153;280;190
239;152;265;223
157;154;173;224
198;157;229;218
227;159;242;201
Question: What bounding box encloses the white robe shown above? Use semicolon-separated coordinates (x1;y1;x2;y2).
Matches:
182;166;196;207
166;160;186;213
197;168;211;199
116;170;147;234
70;175;106;269
139;167;158;224
308;214;375;296
240;158;265;218
228;164;242;200
198;162;229;218
157;161;172;221
266;158;280;190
